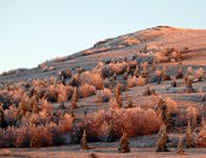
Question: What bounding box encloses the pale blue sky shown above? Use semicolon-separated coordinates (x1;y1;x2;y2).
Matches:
0;0;205;72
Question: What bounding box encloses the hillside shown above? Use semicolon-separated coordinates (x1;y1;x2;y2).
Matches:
0;26;206;158
1;26;206;82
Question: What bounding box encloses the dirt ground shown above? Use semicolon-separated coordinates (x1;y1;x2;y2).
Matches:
3;146;206;158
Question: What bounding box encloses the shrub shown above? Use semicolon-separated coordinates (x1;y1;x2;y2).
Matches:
186;67;193;76
186;120;194;148
127;76;138;88
152;96;178;114
80;130;89;150
164;97;178;114
58;113;74;134
186;106;198;130
32;79;74;103
18;94;32;116
109;97;121;109
39;98;53;117
176;66;184;79
47;122;65;146
127;99;134;108
0;149;11;156
109;61;128;74
79;83;96;98
0;113;74;148
197;128;206;147
128;75;147;88
30;126;53;148
94;62;112;78
161;67;171;81
80;71;104;89
58;69;72;81
141;62;149;78
4;105;19;126
96;88;112;103
0;126;17;147
44;85;58;102
71;87;78;109
155;51;170;63
85;107;162;138
69;73;81;87
143;86;155;96
195;67;204;81
56;84;73;103
118;132;130;153
171;50;182;62
155;48;182;63
155;124;169;152
137;76;147;86
16;127;32;147
128;60;138;69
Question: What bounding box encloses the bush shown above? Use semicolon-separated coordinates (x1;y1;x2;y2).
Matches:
197;128;206;147
128;75;147;87
18;94;32;116
127;76;138;88
80;71;104;89
0;113;74;148
109;61;128;74
58;113;74;134
16;127;32;147
186;106;198;130
79;83;96;98
94;62;112;78
96;88;112;103
195;68;204;81
128;60;138;69
155;48;182;63
84;107;162;138
152;96;178;114
155;52;170;63
39;98;53;117
137;76;147;86
30;126;53;148
56;84;73;103
109;97;121;109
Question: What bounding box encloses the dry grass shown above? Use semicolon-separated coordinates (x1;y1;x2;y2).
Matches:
85;107;162;138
